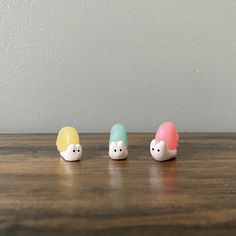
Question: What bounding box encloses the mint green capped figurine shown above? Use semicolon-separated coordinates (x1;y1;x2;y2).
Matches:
109;124;128;160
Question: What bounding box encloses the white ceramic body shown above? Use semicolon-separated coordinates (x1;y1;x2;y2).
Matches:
60;144;82;161
150;140;177;161
109;141;128;160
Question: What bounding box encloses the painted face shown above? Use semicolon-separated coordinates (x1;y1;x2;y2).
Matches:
150;140;168;161
60;144;82;161
109;141;128;160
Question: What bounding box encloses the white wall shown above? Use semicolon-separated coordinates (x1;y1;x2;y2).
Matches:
0;0;236;133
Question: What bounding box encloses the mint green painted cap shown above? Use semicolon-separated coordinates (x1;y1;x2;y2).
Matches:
109;123;128;147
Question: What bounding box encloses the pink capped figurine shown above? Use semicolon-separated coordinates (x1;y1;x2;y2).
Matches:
150;122;179;161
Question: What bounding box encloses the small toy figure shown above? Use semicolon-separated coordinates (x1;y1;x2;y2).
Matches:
109;123;128;160
150;122;179;161
56;126;82;161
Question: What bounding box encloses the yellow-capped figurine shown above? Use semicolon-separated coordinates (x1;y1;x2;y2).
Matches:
56;126;82;161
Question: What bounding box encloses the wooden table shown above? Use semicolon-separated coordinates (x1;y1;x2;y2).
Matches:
0;133;235;235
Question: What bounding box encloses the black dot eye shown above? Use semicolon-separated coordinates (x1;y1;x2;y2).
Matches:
78;150;80;152
120;149;122;152
152;148;154;151
157;149;160;152
73;150;75;152
114;149;117;152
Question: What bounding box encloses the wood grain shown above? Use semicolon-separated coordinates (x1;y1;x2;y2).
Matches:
0;133;235;236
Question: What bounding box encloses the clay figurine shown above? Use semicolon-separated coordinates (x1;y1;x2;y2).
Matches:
56;126;82;161
109;124;128;160
150;122;179;161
